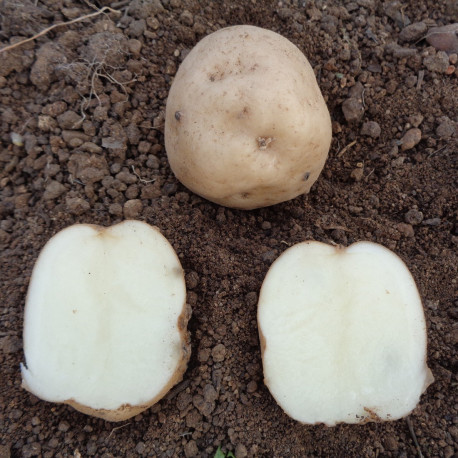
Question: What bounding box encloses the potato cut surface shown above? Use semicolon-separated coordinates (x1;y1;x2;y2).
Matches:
258;241;433;425
21;221;188;419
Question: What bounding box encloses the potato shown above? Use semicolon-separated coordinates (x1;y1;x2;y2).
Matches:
258;241;433;425
21;221;190;421
165;25;332;209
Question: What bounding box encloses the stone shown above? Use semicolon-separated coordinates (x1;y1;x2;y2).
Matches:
361;121;381;138
128;19;146;38
30;43;67;89
0;444;11;458
127;39;142;56
436;117;456;139
342;98;364;123
66;197;90;215
176;391;193;411
58;421;70;432
129;0;164;19
62;130;90;145
405;209;424;225
384;435;399;451
43;181;66;200
108;203;123;217
68;153;109;184
351;168;364;182
184;440;198;458
423;51;450;73
397;223;415;237
42;101;67;117
123;199;143;218
193;394;215;416
399;22;427;42
203;384;218;403
135;442;146;455
57;111;83;130
426;23;458;54
22;443;41;458
400;128;422;151
212;343;226;362
235;444;248;458
0;335;21;353
384;1;410;27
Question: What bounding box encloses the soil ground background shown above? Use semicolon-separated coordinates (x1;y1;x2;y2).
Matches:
0;0;457;457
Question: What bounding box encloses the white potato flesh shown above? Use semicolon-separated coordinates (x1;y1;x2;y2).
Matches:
165;25;332;209
21;221;189;421
258;241;433;426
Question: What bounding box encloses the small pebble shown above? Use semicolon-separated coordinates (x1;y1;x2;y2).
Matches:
400;128;422;151
399;22;427;42
247;381;258;393
407;114;423;128
43;181;66;200
123;199;143;218
384;435;399;451
203;384;218;403
66;197;90;216
135;442;146;455
184;440;199;458
436;117;456;139
423;51;450;73
426;23;458;54
57;111;83;130
405;209;424;225
109;203;123;217
127;39;142;56
361;121;381;138
342;98;364;123
235;443;248;458
351;168;364;182
58;421;70;432
211;343;226;362
397;223;415;237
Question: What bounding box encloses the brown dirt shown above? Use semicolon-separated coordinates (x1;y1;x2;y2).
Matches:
0;0;457;457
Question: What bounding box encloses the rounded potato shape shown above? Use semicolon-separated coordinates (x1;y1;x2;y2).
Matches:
258;241;433;426
21;221;190;421
165;25;332;209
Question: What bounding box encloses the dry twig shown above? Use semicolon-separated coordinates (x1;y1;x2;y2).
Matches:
107;422;131;440
0;7;121;55
131;166;155;184
406;417;424;458
337;140;357;157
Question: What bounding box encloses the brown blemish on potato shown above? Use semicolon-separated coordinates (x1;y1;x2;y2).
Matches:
257;137;274;150
237;106;250;119
175;111;182;121
359;407;383;424
303;172;310;181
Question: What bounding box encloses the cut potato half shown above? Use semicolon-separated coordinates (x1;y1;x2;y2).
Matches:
21;220;190;421
258;241;433;426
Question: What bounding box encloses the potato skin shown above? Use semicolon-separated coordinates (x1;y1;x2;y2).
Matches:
165;25;332;209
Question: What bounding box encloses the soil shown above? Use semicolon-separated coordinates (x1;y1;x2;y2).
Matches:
0;0;457;457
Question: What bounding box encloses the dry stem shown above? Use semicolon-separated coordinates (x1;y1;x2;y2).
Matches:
0;7;121;55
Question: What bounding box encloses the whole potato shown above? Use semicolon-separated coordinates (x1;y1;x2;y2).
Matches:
165;25;332;209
